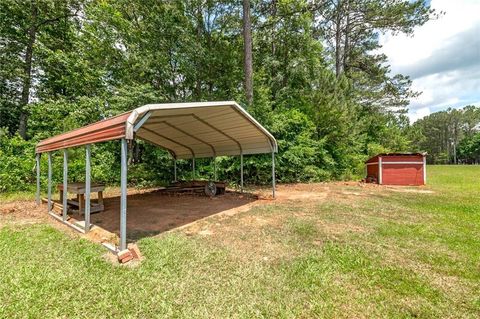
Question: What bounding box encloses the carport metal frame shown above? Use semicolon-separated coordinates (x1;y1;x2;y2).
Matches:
35;101;277;251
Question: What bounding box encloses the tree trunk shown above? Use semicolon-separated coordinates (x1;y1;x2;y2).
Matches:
19;2;38;139
195;5;203;98
242;0;253;107
452;121;458;164
334;0;343;77
453;139;457;164
271;0;277;57
270;0;277;104
343;0;350;74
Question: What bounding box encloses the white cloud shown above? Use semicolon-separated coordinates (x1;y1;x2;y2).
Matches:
410;106;431;123
379;0;480;122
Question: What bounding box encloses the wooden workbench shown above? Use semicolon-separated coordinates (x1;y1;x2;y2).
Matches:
57;182;105;214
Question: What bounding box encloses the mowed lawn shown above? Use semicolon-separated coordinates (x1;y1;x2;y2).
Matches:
1;166;479;318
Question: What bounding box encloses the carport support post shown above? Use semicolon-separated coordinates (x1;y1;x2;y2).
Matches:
213;157;217;181
240;152;244;192
36;153;41;205
62;149;68;221
120;138;128;251
378;156;383;185
174;160;177;182
47;152;52;211
85;145;91;232
192;157;196;180
272;151;276;198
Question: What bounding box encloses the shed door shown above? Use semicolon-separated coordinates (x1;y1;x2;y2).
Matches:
382;163;424;185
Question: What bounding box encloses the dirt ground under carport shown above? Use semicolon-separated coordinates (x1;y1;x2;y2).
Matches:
0;186;269;243
88;190;260;242
0;184;328;241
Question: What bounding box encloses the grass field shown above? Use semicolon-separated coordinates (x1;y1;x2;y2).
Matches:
1;166;479;318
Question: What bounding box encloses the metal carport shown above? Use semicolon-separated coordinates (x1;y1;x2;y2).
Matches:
35;101;278;251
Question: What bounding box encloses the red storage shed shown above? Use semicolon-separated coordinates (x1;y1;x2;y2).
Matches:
365;153;426;186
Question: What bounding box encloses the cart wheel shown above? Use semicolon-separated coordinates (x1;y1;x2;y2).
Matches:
204;181;217;197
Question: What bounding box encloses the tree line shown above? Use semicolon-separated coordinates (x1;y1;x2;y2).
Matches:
411;105;480;164
0;0;436;192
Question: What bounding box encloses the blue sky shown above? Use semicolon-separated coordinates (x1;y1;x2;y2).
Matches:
379;0;480;122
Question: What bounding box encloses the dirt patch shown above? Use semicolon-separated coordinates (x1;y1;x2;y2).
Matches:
281;192;329;201
340;191;363;196
0;200;46;226
254;183;331;204
386;187;434;194
86;225;119;245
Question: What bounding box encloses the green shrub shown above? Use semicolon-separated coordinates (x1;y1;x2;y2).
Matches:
270;109;334;183
0;133;37;192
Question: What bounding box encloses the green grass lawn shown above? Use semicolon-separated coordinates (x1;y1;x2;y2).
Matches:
1;166;479;318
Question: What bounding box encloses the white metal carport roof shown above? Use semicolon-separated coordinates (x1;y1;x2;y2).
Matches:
128;101;277;159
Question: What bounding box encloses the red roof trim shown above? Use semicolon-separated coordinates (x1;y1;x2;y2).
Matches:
36;112;131;153
365;153;426;164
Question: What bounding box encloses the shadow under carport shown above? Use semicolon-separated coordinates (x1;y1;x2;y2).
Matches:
89;190;258;242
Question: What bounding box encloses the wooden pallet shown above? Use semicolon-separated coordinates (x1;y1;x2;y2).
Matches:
41;197;104;214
